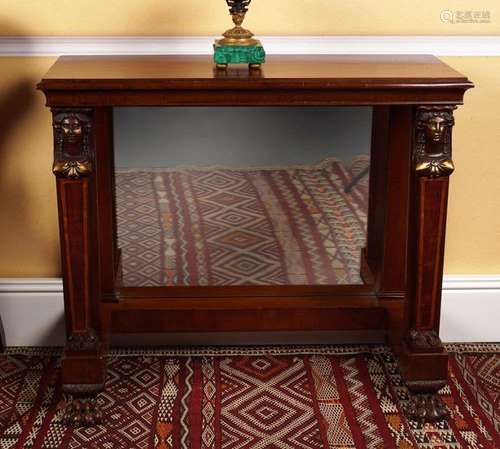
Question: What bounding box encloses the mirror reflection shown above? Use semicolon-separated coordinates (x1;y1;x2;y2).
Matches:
114;107;372;287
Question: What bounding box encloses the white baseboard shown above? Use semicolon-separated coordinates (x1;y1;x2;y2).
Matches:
0;36;499;57
0;276;498;346
0;279;64;347
440;275;500;342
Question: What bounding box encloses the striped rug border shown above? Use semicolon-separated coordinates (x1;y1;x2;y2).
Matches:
4;342;499;357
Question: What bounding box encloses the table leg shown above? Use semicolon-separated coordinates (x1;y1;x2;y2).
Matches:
52;108;105;426
400;105;457;423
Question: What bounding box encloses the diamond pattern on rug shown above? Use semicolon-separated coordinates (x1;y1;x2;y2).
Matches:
219;355;324;449
116;157;369;287
115;172;165;287
1;345;499;449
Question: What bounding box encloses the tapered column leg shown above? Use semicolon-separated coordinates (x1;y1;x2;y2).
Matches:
400;105;457;423
52;109;105;426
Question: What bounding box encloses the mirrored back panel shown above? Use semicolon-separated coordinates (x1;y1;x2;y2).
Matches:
113;107;372;287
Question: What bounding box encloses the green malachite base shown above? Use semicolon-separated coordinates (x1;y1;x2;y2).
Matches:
213;42;266;67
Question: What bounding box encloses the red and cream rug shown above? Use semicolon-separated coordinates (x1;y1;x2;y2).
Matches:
116;157;369;287
0;344;498;449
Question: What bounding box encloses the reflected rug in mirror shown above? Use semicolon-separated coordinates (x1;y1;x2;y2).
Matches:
116;156;369;287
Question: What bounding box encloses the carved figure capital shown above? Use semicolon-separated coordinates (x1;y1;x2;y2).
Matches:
67;328;99;351
415;106;456;178
52;109;93;179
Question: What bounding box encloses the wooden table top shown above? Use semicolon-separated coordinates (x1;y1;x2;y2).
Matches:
38;55;471;91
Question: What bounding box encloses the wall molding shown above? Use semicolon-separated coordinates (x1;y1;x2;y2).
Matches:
0;276;498;346
442;274;500;290
0;35;499;57
0;278;63;293
1;275;498;295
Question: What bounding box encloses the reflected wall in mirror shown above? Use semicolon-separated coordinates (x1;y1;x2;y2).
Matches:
114;107;372;287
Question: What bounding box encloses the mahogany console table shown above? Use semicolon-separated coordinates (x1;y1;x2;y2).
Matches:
38;55;473;426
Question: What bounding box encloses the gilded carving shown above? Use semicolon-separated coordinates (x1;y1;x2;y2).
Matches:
67;328;99;351
52;110;93;179
53;160;92;178
415;106;456;178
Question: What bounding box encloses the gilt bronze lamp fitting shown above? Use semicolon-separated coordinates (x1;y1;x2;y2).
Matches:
214;0;265;69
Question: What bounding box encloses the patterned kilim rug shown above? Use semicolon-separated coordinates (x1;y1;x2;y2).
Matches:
0;344;499;449
116;156;369;287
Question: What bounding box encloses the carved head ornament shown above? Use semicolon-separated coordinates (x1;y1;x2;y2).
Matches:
426;116;447;143
414;106;456;178
61;116;83;144
417;109;455;144
52;110;93;179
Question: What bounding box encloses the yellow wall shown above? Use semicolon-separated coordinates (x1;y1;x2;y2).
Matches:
0;2;499;276
0;1;499;36
442;57;500;274
0;58;59;276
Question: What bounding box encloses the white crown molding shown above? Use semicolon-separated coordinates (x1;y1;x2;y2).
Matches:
0;35;499;57
0;275;499;345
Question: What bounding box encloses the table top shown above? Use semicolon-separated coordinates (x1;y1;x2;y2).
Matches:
39;55;471;91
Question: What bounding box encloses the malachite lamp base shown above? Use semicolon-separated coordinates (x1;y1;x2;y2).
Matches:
213;41;266;68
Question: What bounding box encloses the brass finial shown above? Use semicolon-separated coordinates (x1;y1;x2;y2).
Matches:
220;6;258;46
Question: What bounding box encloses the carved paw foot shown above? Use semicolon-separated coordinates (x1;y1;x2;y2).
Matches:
405;393;449;423
63;398;102;427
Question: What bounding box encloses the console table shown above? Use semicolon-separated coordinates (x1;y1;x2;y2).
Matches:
38;55;473;426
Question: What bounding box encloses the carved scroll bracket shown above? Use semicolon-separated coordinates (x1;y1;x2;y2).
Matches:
52;109;93;179
415;106;456;178
67;328;99;352
408;329;443;353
